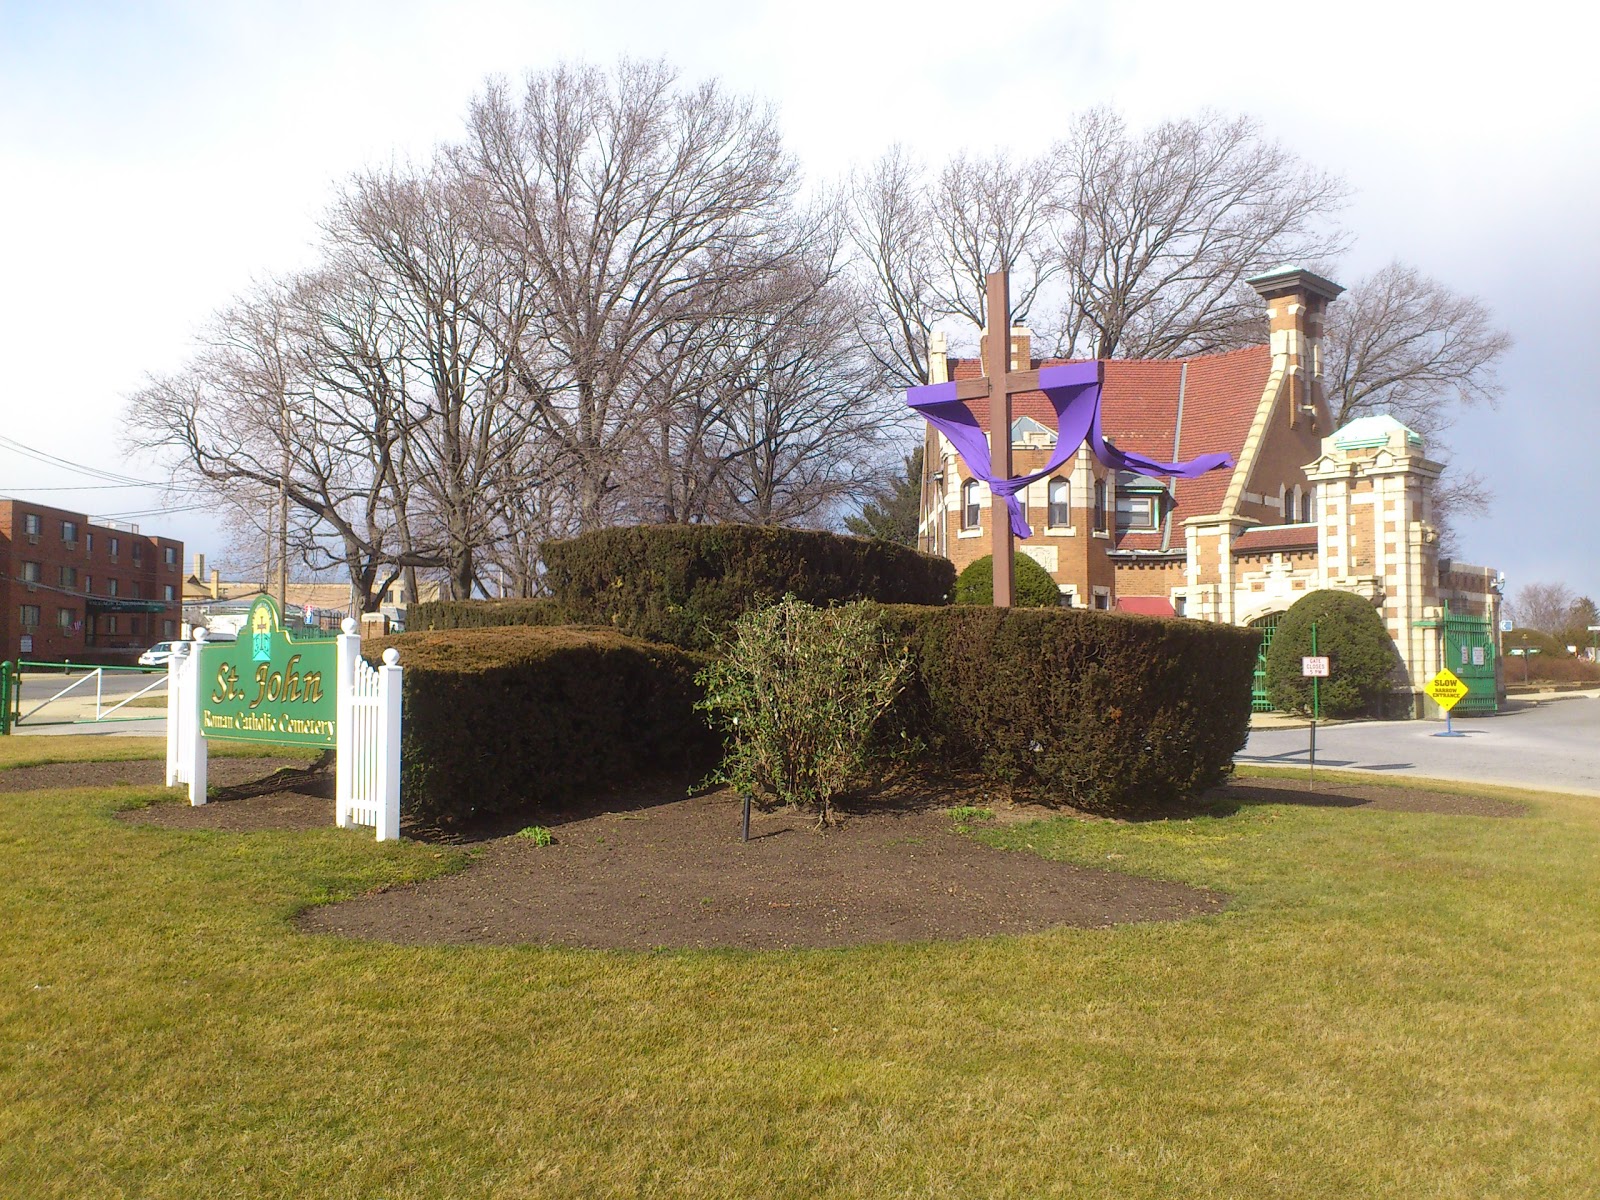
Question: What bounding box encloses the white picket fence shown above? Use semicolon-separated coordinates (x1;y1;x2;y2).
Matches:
166;622;402;841
336;636;402;841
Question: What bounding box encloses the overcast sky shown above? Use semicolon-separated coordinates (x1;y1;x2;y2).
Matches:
3;0;1597;606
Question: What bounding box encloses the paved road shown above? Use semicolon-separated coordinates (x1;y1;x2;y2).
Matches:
11;669;169;735
1241;696;1600;796
12;677;1600;796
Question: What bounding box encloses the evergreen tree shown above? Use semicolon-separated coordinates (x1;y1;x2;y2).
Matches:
845;446;923;548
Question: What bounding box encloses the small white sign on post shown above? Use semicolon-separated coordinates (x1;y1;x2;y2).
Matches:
1301;656;1330;678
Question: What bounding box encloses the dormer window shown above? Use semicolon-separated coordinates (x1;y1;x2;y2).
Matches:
1116;494;1159;532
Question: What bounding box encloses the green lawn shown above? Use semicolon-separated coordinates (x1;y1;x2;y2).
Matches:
2;746;1597;1197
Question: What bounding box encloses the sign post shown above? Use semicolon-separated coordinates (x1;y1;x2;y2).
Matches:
1425;667;1468;737
1301;623;1327;788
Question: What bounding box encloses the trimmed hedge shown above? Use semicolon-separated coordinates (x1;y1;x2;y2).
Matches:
541;524;955;650
953;553;1063;607
369;627;719;827
409;597;570;631
1266;590;1398;717
876;604;1259;813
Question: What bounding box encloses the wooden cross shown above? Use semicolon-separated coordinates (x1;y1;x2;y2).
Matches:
952;270;1045;608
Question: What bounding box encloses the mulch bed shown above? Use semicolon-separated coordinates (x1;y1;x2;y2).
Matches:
13;757;1521;950
0;757;309;796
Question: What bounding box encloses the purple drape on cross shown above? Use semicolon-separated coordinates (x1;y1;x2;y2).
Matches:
907;361;1233;539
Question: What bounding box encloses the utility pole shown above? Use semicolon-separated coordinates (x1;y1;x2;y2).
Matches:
277;404;289;614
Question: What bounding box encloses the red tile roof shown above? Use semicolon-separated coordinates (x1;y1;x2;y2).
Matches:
947;346;1271;549
1114;596;1176;617
1232;525;1317;553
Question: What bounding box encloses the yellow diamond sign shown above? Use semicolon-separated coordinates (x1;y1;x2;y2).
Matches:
1425;667;1468;711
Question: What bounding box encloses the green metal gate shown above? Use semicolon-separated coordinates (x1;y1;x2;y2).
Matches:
1440;606;1498;714
1251;613;1282;712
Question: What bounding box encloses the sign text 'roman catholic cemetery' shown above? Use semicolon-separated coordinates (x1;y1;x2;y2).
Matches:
166;596;403;840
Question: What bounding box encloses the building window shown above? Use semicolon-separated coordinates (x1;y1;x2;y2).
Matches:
106;615;118;634
1173;594;1187;617
20;561;40;582
1047;477;1071;528
22;513;41;536
163;584;175;601
1116;493;1159;532
84;575;92;595
1301;487;1315;524
1093;480;1108;532
59;565;77;588
163;619;176;638
961;480;982;530
132;542;143;563
107;578;119;597
163;546;177;565
1092;590;1110;610
20;604;41;627
57;608;74;630
109;537;120;558
129;581;140;599
85;532;94;553
61;520;78;544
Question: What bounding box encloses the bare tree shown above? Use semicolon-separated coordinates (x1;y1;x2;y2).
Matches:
1049;108;1348;359
1510;581;1579;634
326;162;538;598
846;147;941;387
1322;261;1512;549
845;108;1346;376
707;272;898;525
461;59;809;530
1323;261;1512;439
928;149;1059;330
127;279;420;614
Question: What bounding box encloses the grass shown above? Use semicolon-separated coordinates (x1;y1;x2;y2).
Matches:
2;752;1597;1197
0;735;323;771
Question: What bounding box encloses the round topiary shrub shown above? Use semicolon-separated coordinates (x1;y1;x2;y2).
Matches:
1265;589;1399;717
952;554;1062;607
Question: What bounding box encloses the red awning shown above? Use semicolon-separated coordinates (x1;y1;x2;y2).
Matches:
1115;596;1176;617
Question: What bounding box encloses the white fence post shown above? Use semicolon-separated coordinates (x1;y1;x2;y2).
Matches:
185;629;208;806
375;648;402;841
335;619;359;830
165;642;187;787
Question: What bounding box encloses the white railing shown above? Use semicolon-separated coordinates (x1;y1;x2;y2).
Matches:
17;666;168;725
336;627;402;841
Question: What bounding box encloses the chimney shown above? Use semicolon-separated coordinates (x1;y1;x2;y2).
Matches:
209;569;220;600
977;324;1033;371
1247;266;1344;431
193;552;205;580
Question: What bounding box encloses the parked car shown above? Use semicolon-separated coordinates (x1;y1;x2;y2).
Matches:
138;641;179;667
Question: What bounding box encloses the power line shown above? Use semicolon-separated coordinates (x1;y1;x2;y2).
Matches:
3;483;155;492
90;503;208;521
0;434;158;487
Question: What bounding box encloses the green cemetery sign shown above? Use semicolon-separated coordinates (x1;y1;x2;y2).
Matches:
198;596;336;747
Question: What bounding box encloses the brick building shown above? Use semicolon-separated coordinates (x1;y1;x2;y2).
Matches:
918;266;1504;715
0;499;184;664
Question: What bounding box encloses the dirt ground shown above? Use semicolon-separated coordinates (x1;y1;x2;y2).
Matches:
32;757;1526;951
